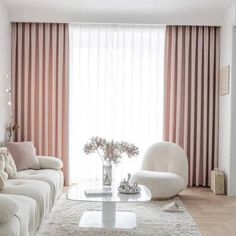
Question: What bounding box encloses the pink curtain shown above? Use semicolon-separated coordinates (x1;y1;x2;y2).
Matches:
164;26;220;187
11;23;69;185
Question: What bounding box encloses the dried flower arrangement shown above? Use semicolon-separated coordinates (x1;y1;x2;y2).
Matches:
5;75;20;142
6;123;20;142
84;136;139;166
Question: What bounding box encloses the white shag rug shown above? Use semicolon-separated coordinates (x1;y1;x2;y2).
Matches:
36;194;201;236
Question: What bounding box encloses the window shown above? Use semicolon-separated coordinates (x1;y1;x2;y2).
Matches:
69;24;165;183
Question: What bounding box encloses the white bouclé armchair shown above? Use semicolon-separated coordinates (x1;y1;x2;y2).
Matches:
131;142;188;199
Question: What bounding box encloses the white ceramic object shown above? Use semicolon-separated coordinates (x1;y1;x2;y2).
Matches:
67;182;151;229
118;186;141;194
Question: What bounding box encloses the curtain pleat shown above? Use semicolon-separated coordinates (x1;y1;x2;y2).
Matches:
164;26;220;187
11;23;69;185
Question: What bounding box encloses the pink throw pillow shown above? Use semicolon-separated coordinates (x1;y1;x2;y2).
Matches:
6;142;40;171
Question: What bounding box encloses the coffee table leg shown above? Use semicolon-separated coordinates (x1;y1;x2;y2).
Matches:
79;202;137;229
102;202;116;221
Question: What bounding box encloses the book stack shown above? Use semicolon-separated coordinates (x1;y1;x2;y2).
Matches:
84;188;112;197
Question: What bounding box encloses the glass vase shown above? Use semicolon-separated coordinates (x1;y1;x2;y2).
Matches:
103;165;112;186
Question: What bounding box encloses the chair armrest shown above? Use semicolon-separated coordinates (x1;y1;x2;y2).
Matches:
37;156;63;170
0;195;18;224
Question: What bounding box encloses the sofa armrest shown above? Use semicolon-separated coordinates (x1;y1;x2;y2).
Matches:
37;156;63;170
0;195;19;224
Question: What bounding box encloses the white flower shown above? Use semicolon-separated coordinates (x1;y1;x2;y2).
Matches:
84;136;139;165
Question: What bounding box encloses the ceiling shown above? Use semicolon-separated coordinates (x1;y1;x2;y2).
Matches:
2;0;234;25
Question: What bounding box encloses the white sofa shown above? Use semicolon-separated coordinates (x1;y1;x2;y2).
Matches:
131;142;188;199
0;156;64;236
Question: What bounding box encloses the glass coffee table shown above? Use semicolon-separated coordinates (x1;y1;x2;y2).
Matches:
67;182;151;229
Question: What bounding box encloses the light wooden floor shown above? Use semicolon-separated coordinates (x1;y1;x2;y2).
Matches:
179;187;236;236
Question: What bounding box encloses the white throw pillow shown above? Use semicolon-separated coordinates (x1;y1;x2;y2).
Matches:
0;151;6;171
0;147;17;178
0;153;8;190
0;171;8;190
0;195;19;224
37;156;63;170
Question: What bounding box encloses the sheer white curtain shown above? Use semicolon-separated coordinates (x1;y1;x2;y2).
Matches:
69;23;165;184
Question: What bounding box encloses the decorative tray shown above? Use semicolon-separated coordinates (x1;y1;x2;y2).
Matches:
118;186;141;194
118;173;141;194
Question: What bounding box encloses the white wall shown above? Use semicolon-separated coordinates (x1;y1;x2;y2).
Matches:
0;0;11;145
219;1;236;196
229;26;236;196
3;0;231;26
7;11;224;26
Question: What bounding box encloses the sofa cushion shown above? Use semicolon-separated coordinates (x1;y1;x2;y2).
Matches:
37;156;63;170
0;194;39;236
15;169;64;202
11;194;39;236
6;142;40;171
131;170;186;199
0;195;18;224
0;179;52;222
0;216;20;236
